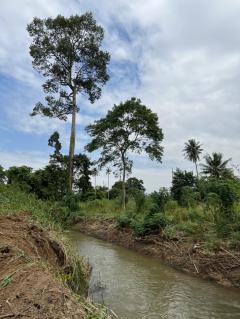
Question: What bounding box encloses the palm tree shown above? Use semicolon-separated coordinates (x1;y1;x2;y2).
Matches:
201;152;232;178
106;167;111;200
183;139;203;177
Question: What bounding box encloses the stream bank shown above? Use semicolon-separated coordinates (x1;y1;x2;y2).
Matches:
74;218;240;288
0;214;112;319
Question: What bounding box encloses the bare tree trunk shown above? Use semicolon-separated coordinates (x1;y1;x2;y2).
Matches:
107;173;110;200
95;175;97;199
122;155;126;211
68;89;76;192
195;161;199;178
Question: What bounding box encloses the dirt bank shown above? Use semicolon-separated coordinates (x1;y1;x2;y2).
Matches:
74;218;240;288
0;214;89;319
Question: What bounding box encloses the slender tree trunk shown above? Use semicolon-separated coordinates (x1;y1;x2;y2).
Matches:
95;175;97;199
68;88;76;192
107;173;110;200
195;161;199;178
122;155;126;211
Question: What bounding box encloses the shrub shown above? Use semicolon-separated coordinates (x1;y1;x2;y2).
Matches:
204;237;221;251
171;169;196;204
177;220;203;235
202;179;238;215
134;192;146;213
61;193;80;211
228;231;240;249
164;199;179;214
215;221;233;237
150;188;170;211
180;186;200;208
117;214;133;228
132;212;167;236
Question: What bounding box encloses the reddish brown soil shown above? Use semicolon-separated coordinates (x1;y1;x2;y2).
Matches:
0;215;87;319
75;218;240;288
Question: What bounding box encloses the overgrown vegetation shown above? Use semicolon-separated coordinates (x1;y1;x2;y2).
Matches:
0;184;114;318
78;173;240;250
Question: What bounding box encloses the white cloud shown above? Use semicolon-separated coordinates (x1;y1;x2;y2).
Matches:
0;150;48;169
0;0;240;190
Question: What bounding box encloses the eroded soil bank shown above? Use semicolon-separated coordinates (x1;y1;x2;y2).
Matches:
74;218;240;288
0;215;89;319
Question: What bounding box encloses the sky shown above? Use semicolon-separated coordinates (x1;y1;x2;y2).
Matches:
0;0;240;192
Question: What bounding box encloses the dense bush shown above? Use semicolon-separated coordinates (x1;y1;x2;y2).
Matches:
201;178;238;215
0;165;6;184
132;212;167;236
150;187;170;211
171;169;196;205
116;214;133;228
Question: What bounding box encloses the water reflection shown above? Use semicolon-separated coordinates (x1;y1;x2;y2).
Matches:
68;231;240;319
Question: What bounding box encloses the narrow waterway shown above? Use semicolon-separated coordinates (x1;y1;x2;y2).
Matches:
68;231;240;319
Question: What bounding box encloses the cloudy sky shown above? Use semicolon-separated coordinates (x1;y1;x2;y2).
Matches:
0;0;239;192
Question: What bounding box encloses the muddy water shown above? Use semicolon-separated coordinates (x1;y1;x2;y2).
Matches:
68;231;240;319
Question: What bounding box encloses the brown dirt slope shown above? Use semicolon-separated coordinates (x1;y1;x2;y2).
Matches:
0;215;87;319
75;218;240;288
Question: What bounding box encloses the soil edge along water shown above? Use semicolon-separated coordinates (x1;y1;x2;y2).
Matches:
0;214;112;319
74;218;240;288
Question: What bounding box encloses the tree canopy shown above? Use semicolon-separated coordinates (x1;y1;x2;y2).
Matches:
27;13;110;190
0;165;6;184
85;97;164;209
171;169;196;204
201;152;232;179
183;139;203;177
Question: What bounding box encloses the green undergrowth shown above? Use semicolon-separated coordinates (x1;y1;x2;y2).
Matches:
79;195;240;251
0;184;77;229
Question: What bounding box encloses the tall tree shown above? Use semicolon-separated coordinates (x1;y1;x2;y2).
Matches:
106;167;111;200
183;139;203;177
73;154;93;197
201;152;232;178
27;13;110;191
85;98;164;210
0;165;6;184
92;167;98;199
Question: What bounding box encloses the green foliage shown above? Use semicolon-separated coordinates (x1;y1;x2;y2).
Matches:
32;164;67;200
171;169;196;204
86;98;164;170
109;181;123;200
61;193;80;211
27;13;110;118
0;165;6;184
201;178;238;214
85;97;164;209
150;187;170;211
134;191;146;213
7;166;33;192
79;198;121;219
180;186;200;208
229;231;240;249
116;214;133;228
127;177;145;196
28;13;110;191
4;135;93;201
204;236;221;251
0;184;66;229
183;139;203;176
132;212;167;236
201;152;233;178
